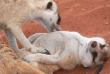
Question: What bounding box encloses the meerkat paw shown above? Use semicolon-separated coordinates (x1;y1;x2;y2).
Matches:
22;54;38;62
30;46;50;55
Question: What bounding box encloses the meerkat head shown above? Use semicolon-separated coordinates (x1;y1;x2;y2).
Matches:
33;0;62;32
80;38;110;68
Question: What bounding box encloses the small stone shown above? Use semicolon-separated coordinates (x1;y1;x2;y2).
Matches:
82;9;85;11
104;17;107;19
74;3;80;8
105;22;109;25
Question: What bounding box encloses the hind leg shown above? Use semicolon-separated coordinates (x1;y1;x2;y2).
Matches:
22;53;60;65
22;49;62;64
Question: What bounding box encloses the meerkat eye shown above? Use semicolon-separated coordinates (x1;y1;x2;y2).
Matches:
100;44;106;49
47;2;52;9
91;41;97;48
57;14;61;25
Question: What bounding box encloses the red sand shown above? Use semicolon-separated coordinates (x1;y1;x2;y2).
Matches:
0;0;110;74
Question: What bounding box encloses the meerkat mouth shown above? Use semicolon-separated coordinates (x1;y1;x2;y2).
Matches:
52;25;62;32
52;27;58;32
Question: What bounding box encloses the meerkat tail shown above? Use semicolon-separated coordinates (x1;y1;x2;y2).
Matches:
15;60;45;74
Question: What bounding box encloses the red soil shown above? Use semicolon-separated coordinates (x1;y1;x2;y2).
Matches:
0;0;110;74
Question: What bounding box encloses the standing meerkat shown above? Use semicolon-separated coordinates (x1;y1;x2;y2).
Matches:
17;31;110;74
0;0;61;52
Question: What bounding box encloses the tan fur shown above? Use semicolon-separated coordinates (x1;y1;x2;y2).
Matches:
0;0;61;52
0;42;45;74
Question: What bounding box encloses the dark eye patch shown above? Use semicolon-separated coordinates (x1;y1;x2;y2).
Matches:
57;14;61;25
100;44;106;49
92;52;97;63
47;2;52;9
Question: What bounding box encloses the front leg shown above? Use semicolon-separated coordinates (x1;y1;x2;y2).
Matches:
22;53;60;65
8;24;46;53
28;33;46;43
5;29;19;52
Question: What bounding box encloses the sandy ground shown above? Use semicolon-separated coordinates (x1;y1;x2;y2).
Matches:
0;0;110;74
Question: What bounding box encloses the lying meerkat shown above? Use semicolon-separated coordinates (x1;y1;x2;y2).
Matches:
0;0;61;52
17;31;110;74
0;42;45;74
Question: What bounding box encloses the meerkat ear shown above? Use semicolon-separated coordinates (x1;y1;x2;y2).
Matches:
47;2;52;9
91;41;97;48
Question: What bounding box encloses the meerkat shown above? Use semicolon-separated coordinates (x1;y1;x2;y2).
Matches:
0;0;61;52
0;42;45;74
17;31;110;74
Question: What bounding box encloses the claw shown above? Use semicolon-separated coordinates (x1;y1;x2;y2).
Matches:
22;58;30;63
43;49;50;55
37;49;50;55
